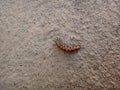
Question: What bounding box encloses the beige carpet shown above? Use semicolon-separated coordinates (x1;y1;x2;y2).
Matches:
0;0;120;90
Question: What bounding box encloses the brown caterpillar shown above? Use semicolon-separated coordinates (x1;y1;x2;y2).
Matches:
55;38;80;51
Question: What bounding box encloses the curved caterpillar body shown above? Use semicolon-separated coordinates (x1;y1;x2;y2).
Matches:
55;39;80;51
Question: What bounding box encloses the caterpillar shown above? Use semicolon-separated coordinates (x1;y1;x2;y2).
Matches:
55;38;80;51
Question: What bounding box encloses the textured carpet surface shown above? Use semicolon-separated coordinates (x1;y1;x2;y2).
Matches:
0;0;120;90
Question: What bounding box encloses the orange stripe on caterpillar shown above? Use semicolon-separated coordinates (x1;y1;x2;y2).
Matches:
55;39;80;51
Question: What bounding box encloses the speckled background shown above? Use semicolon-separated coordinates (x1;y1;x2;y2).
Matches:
0;0;120;90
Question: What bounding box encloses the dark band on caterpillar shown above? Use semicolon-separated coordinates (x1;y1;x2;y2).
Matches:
55;38;80;51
